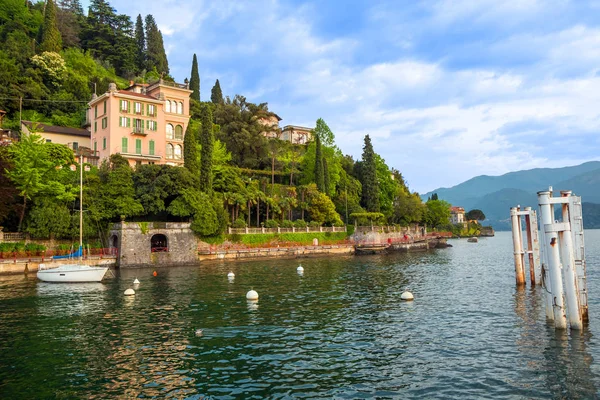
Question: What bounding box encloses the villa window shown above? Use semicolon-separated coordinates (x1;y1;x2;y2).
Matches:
165;100;171;113
149;140;155;155
102;117;107;129
103;137;106;150
120;100;128;112
103;100;107;114
166;143;174;159
166;124;174;139
177;101;183;114
174;125;183;140
147;120;157;131
133;118;144;134
148;104;156;116
94;105;97;118
174;144;182;160
134;102;142;114
122;137;128;153
135;139;142;154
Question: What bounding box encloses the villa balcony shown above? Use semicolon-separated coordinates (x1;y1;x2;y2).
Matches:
131;127;147;136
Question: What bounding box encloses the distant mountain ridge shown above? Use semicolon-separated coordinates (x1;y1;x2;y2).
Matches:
422;161;600;230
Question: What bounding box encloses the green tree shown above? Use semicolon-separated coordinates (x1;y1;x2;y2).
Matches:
183;121;200;175
313;118;334;147
314;135;324;192
189;53;200;101
97;155;144;219
466;209;486;221
211;79;223;104
323;157;330;195
134;14;145;72
360;135;379;212
145;14;169;74
431;193;438;201
424;199;451;228
39;0;63;53
25;200;72;239
306;186;342;226
56;0;83;48
199;104;214;192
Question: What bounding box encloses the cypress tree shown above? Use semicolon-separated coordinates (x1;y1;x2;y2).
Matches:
189;54;200;101
361;135;380;212
134;14;145;73
183;122;200;175
323;157;330;195
40;0;63;53
314;135;324;192
199;105;214;193
145;14;169;75
210;79;223;104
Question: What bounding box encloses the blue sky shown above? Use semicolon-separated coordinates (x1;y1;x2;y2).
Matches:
85;0;600;193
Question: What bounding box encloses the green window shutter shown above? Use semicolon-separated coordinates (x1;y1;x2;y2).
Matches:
94;141;97;153
103;100;106;114
136;139;142;154
103;137;106;149
141;103;145;116
94;121;97;132
122;137;128;153
127;118;130;127
149;140;155;155
127;101;130;113
146;120;149;130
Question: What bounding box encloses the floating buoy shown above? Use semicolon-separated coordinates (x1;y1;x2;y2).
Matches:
124;288;135;296
246;290;259;300
195;329;203;337
297;265;304;273
401;291;414;301
133;278;140;284
227;272;235;279
153;271;157;277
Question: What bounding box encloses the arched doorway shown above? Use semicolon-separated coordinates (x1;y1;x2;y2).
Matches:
151;234;168;252
109;234;119;256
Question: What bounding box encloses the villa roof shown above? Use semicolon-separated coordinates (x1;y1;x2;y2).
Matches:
22;121;90;138
117;90;157;100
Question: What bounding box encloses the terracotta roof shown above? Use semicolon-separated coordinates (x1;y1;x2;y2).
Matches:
117;90;158;100
22;121;90;138
450;206;465;212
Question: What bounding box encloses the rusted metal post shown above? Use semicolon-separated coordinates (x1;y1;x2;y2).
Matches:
559;191;583;330
568;194;588;324
530;209;541;285
524;207;536;285
538;190;567;328
510;207;526;285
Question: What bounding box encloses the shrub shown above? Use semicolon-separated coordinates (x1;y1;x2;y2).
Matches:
294;219;307;228
308;221;320;228
232;218;247;228
265;220;279;228
0;243;15;253
13;242;25;252
280;220;294;228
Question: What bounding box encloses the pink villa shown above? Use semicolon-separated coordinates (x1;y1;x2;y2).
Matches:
88;79;192;167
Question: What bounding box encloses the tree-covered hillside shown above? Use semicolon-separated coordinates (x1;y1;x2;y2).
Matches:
0;0;437;241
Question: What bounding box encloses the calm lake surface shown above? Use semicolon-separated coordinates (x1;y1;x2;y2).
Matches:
2;231;600;399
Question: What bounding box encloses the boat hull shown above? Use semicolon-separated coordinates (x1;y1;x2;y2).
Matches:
37;264;108;283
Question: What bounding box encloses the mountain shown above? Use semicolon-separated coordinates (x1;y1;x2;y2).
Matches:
422;162;600;230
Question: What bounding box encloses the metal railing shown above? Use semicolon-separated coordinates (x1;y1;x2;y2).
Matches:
228;226;347;234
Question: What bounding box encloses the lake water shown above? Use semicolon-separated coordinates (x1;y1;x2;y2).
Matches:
1;231;600;399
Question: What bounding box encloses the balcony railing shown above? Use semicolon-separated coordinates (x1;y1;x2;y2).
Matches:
131;127;147;136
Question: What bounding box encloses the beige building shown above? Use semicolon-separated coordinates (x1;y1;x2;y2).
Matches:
88;79;192;167
450;206;466;225
258;113;282;139
281;125;312;144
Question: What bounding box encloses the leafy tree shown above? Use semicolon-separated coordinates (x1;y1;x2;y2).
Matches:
314;135;324;191
25;200;72;239
0;145;20;229
183;121;200;175
134;14;145;72
466;209;486;221
360;135;379;212
189;53;200;101
393;192;425;225
97;155;144;219
211;79;223;104
323;157;330;195
313;118;335;147
431;193;438;201
307;188;343;226
39;0;63;53
168;188;220;236
56;0;83;48
199;104;214;192
333;170;363;224
424;199;451;228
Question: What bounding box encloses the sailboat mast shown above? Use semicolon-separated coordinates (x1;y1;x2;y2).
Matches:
79;154;83;260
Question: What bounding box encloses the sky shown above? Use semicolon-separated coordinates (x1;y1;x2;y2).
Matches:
84;0;600;193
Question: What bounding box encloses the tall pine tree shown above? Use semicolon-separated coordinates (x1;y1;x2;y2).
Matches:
323;157;330;195
189;53;200;101
39;0;63;53
145;15;169;75
183;122;200;175
360;135;380;212
314;135;324;192
57;0;83;48
199;105;214;193
211;79;223;104
134;14;145;73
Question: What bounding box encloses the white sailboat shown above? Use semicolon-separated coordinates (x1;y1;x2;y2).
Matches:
37;155;109;283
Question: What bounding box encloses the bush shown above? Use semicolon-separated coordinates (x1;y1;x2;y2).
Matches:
308;221;320;228
25;243;46;252
0;243;15;253
13;242;25;252
280;220;294;228
265;220;279;228
294;219;307;228
232;218;247;228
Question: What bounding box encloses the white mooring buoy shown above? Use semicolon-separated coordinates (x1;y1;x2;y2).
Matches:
227;272;235;279
133;278;140;284
297;265;304;273
246;290;259;300
124;288;136;296
195;329;203;337
401;291;414;301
